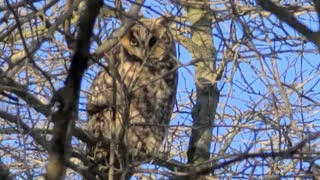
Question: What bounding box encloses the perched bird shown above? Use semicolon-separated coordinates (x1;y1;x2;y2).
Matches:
87;17;178;178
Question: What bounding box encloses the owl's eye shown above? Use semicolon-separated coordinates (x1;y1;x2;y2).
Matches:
149;36;157;47
130;38;139;46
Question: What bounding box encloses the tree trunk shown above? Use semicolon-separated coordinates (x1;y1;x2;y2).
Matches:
186;0;220;178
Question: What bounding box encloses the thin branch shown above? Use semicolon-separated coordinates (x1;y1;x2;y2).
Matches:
3;0;82;78
0;126;103;146
257;0;320;48
0;110;100;178
174;132;320;178
0;110;48;150
0;71;51;116
92;0;145;61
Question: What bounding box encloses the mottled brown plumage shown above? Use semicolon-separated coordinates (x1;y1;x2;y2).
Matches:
87;17;178;177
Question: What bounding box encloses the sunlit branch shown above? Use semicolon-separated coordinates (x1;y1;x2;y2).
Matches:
258;0;320;48
93;0;146;62
46;0;102;179
0;72;51;116
178;132;320;178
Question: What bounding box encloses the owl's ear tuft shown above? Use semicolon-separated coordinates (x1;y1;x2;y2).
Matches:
155;15;173;27
118;12;144;24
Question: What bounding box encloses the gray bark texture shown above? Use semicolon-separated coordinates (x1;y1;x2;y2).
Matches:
185;0;221;178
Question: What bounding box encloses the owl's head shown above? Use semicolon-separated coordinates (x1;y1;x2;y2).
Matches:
120;17;175;62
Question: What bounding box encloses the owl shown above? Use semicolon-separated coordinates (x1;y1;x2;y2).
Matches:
87;17;178;177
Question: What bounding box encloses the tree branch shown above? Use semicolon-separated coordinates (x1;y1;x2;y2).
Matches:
0;159;13;180
0;71;51;116
193;132;320;177
92;0;145;61
257;0;320;48
46;0;102;179
0;110;48;151
314;0;320;30
0;110;100;178
183;1;220;179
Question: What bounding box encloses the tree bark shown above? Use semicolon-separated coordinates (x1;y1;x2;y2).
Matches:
185;0;220;178
45;0;102;179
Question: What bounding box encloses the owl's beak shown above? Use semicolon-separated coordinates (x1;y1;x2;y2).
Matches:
142;48;149;60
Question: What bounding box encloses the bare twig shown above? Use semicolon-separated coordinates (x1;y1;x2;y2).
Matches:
92;0;145;61
257;0;320;48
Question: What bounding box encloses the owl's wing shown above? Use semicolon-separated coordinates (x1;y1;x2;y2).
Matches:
86;70;117;168
87;70;121;115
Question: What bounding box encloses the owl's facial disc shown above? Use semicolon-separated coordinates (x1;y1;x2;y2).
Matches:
128;32;160;61
120;21;172;63
129;32;158;49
